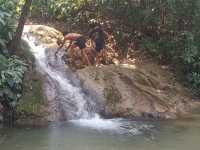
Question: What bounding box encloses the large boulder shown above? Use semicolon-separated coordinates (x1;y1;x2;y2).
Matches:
26;25;63;46
77;64;200;119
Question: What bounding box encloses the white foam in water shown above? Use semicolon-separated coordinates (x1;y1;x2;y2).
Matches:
70;114;120;130
70;114;154;135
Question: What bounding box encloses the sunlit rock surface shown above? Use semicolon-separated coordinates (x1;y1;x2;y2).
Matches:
77;64;200;119
28;25;63;45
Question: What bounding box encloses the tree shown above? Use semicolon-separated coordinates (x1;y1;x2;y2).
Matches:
8;0;33;53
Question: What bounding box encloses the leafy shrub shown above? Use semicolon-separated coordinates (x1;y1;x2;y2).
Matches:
0;54;27;108
113;30;129;57
0;0;18;53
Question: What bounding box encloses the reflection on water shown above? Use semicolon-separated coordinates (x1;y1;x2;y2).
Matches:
0;118;200;150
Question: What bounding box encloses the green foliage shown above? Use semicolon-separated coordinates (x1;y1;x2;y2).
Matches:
189;72;200;89
0;54;27;108
31;0;92;22
0;0;19;53
113;30;129;56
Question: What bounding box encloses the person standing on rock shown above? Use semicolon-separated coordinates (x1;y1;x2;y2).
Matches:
88;22;108;66
56;32;91;65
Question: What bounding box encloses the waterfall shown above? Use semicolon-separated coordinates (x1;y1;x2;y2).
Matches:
22;26;154;134
22;27;96;121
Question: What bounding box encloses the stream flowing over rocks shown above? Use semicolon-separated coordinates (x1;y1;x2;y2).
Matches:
23;25;199;121
23;25;98;121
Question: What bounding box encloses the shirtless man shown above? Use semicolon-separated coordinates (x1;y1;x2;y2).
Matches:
56;32;91;65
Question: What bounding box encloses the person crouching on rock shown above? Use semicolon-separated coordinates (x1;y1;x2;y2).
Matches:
56;32;91;65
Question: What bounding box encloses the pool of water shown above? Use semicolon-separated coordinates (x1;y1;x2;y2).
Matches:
0;117;200;150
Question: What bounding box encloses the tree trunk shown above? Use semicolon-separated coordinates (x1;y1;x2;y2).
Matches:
8;0;33;53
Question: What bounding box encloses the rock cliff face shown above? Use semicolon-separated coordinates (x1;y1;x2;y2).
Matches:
77;64;199;119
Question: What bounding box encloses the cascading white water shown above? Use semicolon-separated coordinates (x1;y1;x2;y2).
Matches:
23;26;95;120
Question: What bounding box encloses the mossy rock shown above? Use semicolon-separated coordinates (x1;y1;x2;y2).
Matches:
16;39;47;121
17;71;46;117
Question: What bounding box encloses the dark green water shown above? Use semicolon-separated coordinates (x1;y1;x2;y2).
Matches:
0;117;200;150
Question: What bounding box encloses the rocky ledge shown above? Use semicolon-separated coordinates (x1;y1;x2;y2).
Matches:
77;64;200;119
